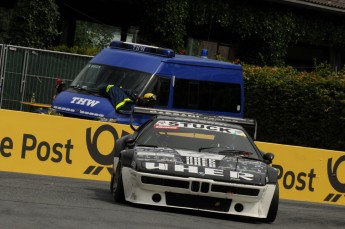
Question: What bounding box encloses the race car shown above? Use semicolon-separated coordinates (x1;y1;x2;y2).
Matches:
110;107;279;223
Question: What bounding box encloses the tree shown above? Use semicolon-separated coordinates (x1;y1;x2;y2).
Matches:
142;0;189;51
74;21;119;49
6;0;60;48
143;0;345;66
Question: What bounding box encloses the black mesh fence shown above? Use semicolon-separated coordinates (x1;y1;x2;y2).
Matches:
0;44;92;111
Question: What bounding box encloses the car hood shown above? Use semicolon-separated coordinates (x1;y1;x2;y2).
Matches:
134;147;268;186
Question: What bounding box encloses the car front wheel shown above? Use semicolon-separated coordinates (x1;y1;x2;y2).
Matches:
262;185;279;223
112;162;125;203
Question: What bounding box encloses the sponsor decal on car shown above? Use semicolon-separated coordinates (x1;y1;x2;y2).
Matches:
144;162;255;181
154;120;246;136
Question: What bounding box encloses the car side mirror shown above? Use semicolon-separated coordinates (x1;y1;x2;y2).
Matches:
263;152;275;164
125;137;136;148
125;137;135;143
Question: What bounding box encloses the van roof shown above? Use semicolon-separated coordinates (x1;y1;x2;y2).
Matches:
90;45;242;74
165;54;242;70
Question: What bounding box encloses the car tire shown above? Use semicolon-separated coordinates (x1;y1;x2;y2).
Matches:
262;184;279;223
112;162;125;203
110;173;114;193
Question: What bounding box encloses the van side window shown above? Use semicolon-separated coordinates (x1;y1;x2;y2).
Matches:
173;79;241;113
157;77;170;106
144;76;170;107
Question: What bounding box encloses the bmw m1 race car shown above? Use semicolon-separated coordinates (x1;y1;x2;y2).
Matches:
110;107;279;223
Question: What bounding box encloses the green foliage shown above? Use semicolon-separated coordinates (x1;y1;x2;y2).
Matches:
312;59;335;78
74;21;119;49
243;64;345;151
143;0;345;66
142;0;189;50
48;45;100;56
6;0;59;48
0;8;12;43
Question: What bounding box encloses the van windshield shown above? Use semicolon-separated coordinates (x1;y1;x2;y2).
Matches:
70;64;152;95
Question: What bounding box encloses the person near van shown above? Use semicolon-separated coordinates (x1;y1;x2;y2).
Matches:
101;84;157;113
53;78;65;100
101;84;135;114
137;92;156;107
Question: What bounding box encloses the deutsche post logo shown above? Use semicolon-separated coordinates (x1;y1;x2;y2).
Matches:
324;156;345;203
84;124;130;176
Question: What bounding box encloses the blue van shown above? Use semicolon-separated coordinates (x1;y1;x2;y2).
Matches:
52;41;244;125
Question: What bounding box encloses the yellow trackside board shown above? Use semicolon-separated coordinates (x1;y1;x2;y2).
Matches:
1;109;344;206
256;142;345;206
0;109;133;181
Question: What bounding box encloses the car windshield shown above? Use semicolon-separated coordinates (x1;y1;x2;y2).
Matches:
70;63;152;95
136;119;259;159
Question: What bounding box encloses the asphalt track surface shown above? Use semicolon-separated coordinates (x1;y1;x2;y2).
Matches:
0;171;344;229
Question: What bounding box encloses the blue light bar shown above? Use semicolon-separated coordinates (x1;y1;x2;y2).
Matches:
109;41;175;58
200;49;208;58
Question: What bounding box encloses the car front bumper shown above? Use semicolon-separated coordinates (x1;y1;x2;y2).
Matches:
121;167;277;218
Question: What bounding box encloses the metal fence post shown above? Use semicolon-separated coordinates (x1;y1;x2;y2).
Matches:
0;44;8;109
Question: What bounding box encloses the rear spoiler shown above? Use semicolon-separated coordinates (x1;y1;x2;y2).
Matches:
130;106;258;140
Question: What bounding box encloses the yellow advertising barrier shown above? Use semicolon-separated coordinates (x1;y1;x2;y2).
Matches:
0;109;133;182
256;142;345;206
1;109;344;206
